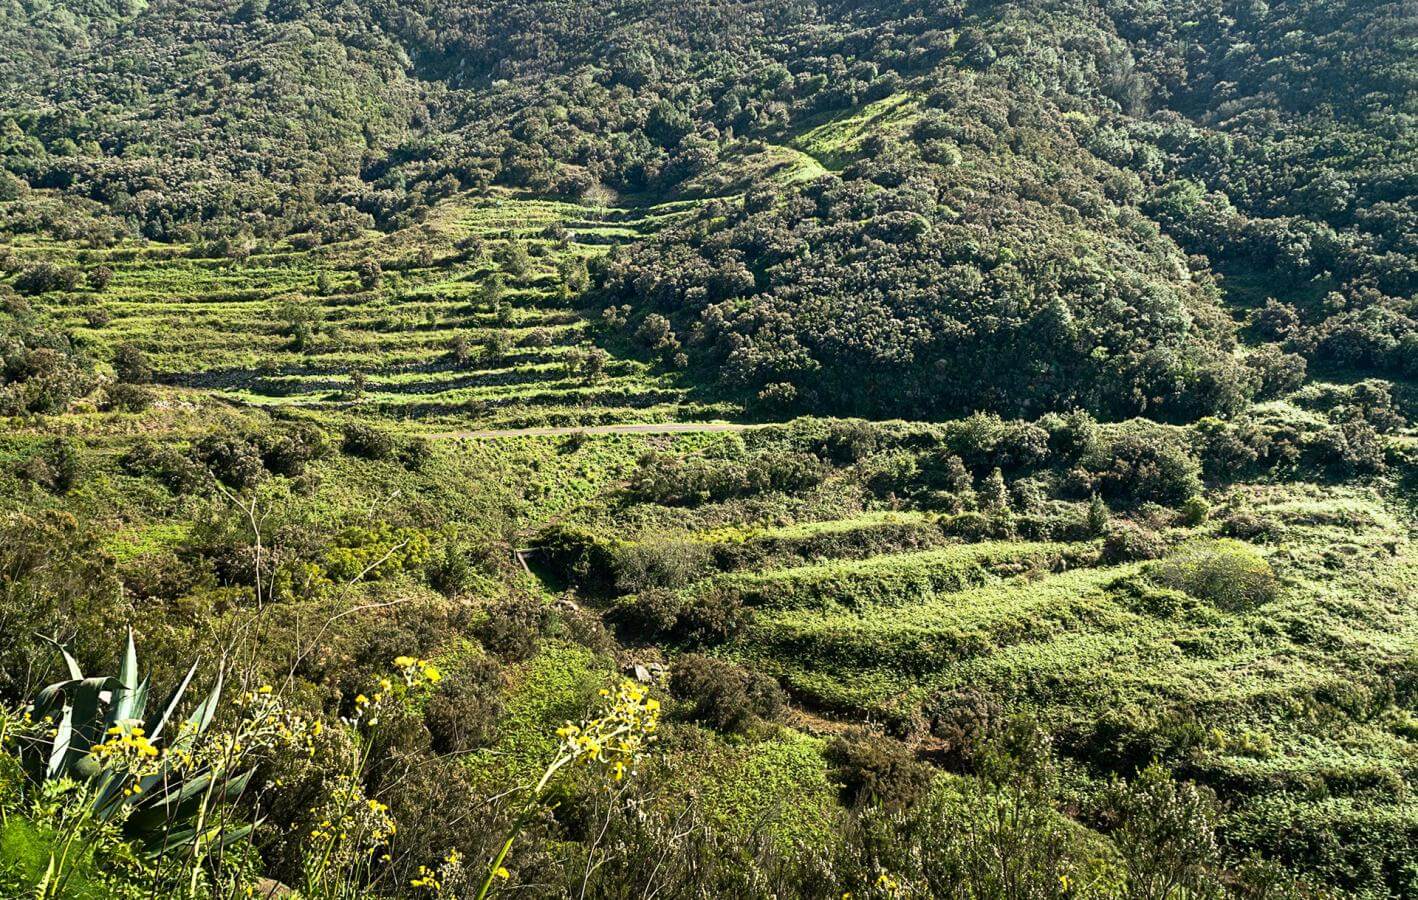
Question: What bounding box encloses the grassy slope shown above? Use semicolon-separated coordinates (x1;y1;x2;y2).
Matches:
2;91;1416;892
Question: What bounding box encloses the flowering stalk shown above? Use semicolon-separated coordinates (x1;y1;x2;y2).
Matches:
472;681;660;900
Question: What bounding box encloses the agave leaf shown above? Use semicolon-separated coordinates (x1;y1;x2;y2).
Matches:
139;819;255;859
106;674;150;735
146;659;198;740
67;676;122;763
37;634;84;682
46;704;74;779
118;629;138;691
171;667;223;751
29;679;80;722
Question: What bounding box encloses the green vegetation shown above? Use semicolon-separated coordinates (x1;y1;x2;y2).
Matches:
0;0;1415;896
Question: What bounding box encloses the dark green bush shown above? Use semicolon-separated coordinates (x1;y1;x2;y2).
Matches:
257;423;329;477
923;686;1004;771
1220;509;1286;543
193;432;267;490
340;423;396;461
424;655;505;753
100;381;155;412
535;524;619;594
1092;434;1202;505
17;438;82;494
1102;522;1167;564
477;594;547;662
121;440;210;494
669;653;784;733
13;262;80;295
112;343;152;384
825;728;934;810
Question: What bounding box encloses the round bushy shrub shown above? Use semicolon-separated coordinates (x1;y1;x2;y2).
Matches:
669;653;784;734
1102;522;1167;564
424;655;505;753
923;686;1003;771
341;423;396;461
1147;540;1281;612
477;594;547;662
825;728;933;810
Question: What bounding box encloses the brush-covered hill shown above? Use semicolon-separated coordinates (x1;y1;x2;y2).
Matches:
0;0;1416;898
2;0;1413;419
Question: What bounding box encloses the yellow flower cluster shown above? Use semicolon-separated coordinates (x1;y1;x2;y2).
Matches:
394;656;443;687
555;681;661;783
309;775;397;866
344;658;441;729
411;850;467;895
89;720;163;791
875;872;905;896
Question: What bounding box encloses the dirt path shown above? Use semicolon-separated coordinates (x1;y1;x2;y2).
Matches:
425;421;762;439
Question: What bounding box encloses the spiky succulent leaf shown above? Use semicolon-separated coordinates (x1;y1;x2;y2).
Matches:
146;659;199;741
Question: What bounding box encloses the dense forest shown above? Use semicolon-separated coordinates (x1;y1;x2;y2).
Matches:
0;0;1414;896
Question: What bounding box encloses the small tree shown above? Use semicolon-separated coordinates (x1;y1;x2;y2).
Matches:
86;265;114;292
979;467;1009;512
357;258;383;290
1087;494;1109;536
112;343;153;384
1094;764;1222;898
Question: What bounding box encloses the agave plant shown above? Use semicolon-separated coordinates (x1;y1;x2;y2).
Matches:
17;629;256;857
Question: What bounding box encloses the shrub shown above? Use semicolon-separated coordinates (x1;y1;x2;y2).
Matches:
0;329;98;415
397;435;433;471
612;540;712;594
323;523;431;584
817;420;881;463
356;258;382;289
1306;421;1387;475
1042;408;1100;460
86;265;113;291
610;586;745;647
923;686;1004;771
257;423;328;477
13;262;81;295
194;432;267;490
478;595;547;662
1179;495;1210;526
121;440;210;493
424;655;505;753
1087;494;1109;535
669;654;784;733
1221;509;1286;543
672;588;747;645
609;588;683;639
1092;764;1222;899
535;524;619;594
1247;345;1307;399
1101;522;1167;564
825;728;933;810
341;423;396;461
112;343;152;383
100;381;155;412
1147;540;1280;612
1092;434;1202;505
17;438;82;494
0;510;125;698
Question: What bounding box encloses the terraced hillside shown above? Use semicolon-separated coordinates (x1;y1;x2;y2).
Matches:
4;190;732;430
520;421;1417;892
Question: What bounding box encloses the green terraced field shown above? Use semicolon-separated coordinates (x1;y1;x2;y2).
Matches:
8;190;732;430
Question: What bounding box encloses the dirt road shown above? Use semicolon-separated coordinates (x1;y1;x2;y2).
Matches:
425;421;761;439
